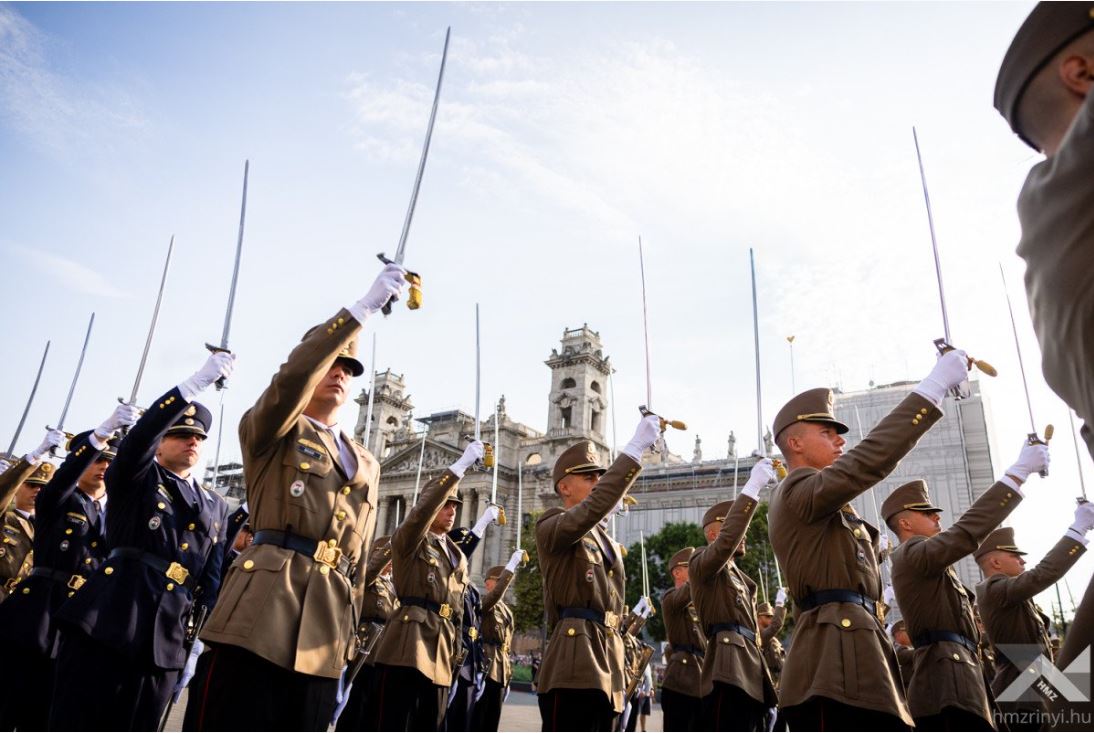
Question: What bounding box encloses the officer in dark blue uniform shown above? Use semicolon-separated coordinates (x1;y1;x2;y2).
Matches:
50;351;235;730
0;403;139;731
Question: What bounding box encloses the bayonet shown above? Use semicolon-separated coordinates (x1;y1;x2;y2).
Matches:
7;340;49;457
205;160;249;390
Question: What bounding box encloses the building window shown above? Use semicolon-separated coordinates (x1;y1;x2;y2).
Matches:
591;380;601;394
591;410;602;433
526;452;542;465
561;406;572;429
561;377;576;390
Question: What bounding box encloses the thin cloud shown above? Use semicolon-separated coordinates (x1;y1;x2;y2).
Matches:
11;245;130;299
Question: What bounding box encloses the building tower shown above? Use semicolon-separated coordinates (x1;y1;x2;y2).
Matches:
353;369;414;459
543;325;612;462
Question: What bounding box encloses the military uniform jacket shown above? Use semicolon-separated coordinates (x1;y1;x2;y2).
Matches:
768;392;942;724
481;569;516;686
895;643;914;690
450;528;486;680
372;470;468;686
891;481;1020;723
661;582;706;698
55;388;228;669
220;504;249;580
201;310;380;679
0;458;39;601
0;433;108;657
761;605;787;683
536;454;641;713
689;495;776;704
975;534;1086;700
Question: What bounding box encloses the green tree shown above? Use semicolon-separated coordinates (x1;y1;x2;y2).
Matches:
513;511;545;633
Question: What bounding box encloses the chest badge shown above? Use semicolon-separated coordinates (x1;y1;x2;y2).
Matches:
148;516;162;530
290;480;306;498
427;571;436;584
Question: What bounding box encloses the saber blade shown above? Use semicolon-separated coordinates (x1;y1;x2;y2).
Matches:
363;335;377;449
474;303;482;442
913;127;951;344
130;236;174;405
638;236;653;410
516;459;523;548
750;248;764;455
58;313;95;430
1000;264;1038;434
412;421;429;505
222;161;249;349
8;340;50;456
491;400;500;504
209;398;225;491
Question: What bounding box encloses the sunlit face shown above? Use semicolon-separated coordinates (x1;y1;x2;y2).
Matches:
429;500;459;534
898;510;942;539
758;614;773;631
309;362;354;409
671;564;689;587
78;455;111;492
485;577;497;594
984;550;1027;578
15;482;40;512
785;422;846;470
893;626;912;647
558;472;601;508
157;432;204;474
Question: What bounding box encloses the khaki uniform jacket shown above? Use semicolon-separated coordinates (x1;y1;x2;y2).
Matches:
689;495;776;704
481;569;515;686
660;582;706;698
891;481;1020;724
201;309;380;679
536;454;641;713
0;458;38;600
358;550;397;669
976;535;1086;700
761;605;786;685
372;469;468;687
1016;91;1094;460
769;392;942;724
894;644;914;691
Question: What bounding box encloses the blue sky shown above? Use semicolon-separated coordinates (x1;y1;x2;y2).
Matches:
4;1;1090;612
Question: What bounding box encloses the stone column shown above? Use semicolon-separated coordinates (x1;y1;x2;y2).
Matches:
376;496;390;537
459;488;473;528
472;488;491;579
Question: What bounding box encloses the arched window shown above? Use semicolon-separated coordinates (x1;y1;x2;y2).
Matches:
561;377;576;389
590;380;601;394
526;452;542;466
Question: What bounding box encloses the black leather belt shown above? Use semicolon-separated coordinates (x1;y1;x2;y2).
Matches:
672;643;706;657
913;630;978;653
707;622;757;642
798;589;880;618
109;547;195;591
29;566;87;590
559;607;622;629
253;529;353;577
399;596;456;622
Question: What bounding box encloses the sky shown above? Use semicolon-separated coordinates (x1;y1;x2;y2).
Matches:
2;1;1090;616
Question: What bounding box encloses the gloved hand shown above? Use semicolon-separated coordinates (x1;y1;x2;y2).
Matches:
172;638;204;702
0;459;10;474
348;263;408;322
1005;441;1050;484
505;549;525;573
178;351;236;401
741;458;776;499
471;503;501;537
882;584;896;607
879;532;890;554
28;428;66;462
775;587;787;607
621;415;663;462
450;440;484;478
1069;502;1094;536
95;403;141;441
632;596;649;618
914;349;970;406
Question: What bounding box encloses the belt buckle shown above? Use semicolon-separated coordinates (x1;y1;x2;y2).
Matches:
166;562;190;585
604;610;619;629
313;541;343;569
874;600;886;624
67;574;86;590
469;627;479;640
439;602;453;620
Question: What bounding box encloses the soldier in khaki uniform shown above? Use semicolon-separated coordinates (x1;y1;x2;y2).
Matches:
474;555;524;731
196;264;406;730
660;547;705;732
367;440;482;731
757;591;787;689
887;616;915;691
975;516;1093;731
0;432;59;599
994;4;1094;459
536;415;659;731
883;450;1047;731
689;459;777;731
768;350;971;731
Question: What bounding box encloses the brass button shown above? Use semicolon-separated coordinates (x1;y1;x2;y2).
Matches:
104;567;114;575
335;510;347;521
22;587;30;595
319;565;330;576
952;653;960;661
68;591;75;597
682;658;688;665
607;570;613;577
85;558;92;565
919;407;928;415
342;487;351;496
328;539;337;548
166;583;175;591
912;418;920;426
567;628;576;637
404;615;410;622
243;560;255;570
180;542;189;550
300;462;311;471
187;523;196;531
722;637;730;644
90;541;97;548
841;618;851;628
65;528;73;535
157;502;166;510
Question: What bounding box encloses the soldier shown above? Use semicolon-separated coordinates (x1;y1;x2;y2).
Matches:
688;459;778;732
887;615;915;690
367;440;483;731
621;600;655;732
473;553;525;732
192;265;404;730
0;429;63;600
50;351;233;730
973;606;997;687
660;546;705;732
975;511;1093;731
757;587;788;689
883;445;1048;731
0;405;138;731
994;5;1094;458
536;416;660;731
768;350;970;731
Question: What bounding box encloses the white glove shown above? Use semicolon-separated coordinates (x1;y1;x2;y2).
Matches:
505;549;524;573
472;504;501;537
879;533;890;554
172;638;204;702
94;403;141;442
348;263;408;323
178;351;236;401
1069;502;1094;536
1005;441;1050;484
883;584;896;607
621;415;663;462
914;349;969;406
0;459;10;474
632;596;649;618
28;428;66;462
450;440;484;478
741;458;776;499
775;587;787;607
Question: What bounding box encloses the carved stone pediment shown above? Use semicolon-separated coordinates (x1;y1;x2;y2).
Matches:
381;439;464;474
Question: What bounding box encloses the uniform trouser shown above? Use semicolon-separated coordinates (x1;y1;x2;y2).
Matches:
368;663;447;731
335;665;379;732
471;678;506;731
0;645;52;731
444;674;476;731
914;706;995;731
623;693;640;731
660;687;701;731
701;682;766;731
49;629;179;731
538;689;617;731
180;649;214;731
187;642;338;731
782;697;912;732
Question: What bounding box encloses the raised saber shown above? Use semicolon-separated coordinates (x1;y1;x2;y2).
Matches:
362;335;377;450
636;237;686;442
411;421;429;505
472;304;495;469
1000;263;1052;477
128;236;174;405
8;340;50;457
206;160;249;390
51;313;95;436
209;401;225;491
377;27;451;314
1069;410;1088;501
750;249;787;479
491;398;505;524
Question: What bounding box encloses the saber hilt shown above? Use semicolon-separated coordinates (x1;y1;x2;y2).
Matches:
772;458;788;480
934;338;997;400
204;343;233;390
1028;424;1054;478
463;435;494;471
486;500;507;526
638;406;687;432
376;254;422;314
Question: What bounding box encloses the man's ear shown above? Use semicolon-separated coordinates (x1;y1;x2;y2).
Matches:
1059;53;1094;97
